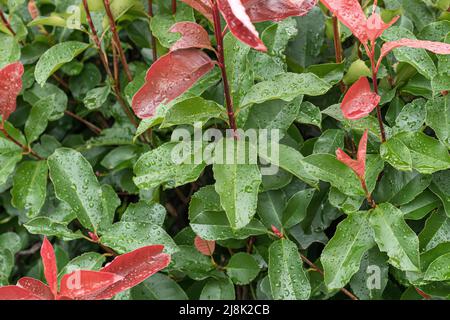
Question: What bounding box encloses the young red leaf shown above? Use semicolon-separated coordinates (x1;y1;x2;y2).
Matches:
242;0;318;22
271;225;284;239
40;237;58;297
194;235;216;256
336;129;368;180
179;0;213;21
0;285;43;300
59;270;123;300
91;245;171;300
217;0;267;52
320;0;368;43
378;39;450;69
0;61;24;127
132;49;215;119
366;13;399;43
341;77;381;120
17;277;54;300
170;22;214;52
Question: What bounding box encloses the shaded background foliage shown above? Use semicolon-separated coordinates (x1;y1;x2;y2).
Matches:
0;0;449;300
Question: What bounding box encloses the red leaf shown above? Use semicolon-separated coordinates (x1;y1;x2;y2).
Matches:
271;225;284;239
179;0;213;21
59;270;123;300
132;49;215;119
17;277;54;300
336;130;368;180
40;237;58;297
0;286;42;300
320;0;368;43
366;13;399;43
242;0;318;23
378;39;450;66
341;77;380;120
170;22;214;52
0;61;24;127
194;236;215;255
217;0;267;52
92;245;171;300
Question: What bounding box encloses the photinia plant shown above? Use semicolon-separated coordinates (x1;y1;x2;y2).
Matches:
0;238;170;300
322;0;450;141
0;0;449;302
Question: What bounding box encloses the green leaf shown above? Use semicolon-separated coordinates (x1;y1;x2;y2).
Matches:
426;95;449;148
286;7;325;68
47;148;104;231
268;239;311;300
282;189;315;229
23;83;68;121
244;97;302;132
134;142;206;190
83;86;111;110
200;278;235;300
161;97;224;128
349;248;389;300
189;186;267;240
58;252;106;278
296;101;322;128
213;139;262;230
257;144;318;187
429;170;450;217
373;166;431;206
131;273;188;300
240;73;331;108
25;95;56;144
170;245;214;280
380;136;413;171
100;221;178;255
396;132;450;174
321;213;375;290
313;129;344;155
419;208;450;251
393;99;427;134
401;0;436;32
302;154;365;197
401;190;440;220
0;137;23;186
0;232;21;255
0;249;13;285
226;252;260;285
35;41;90;86
11;161;48;218
122;201;166;226
381;27;437;79
24;217;84;240
0;34;20;69
369;203;420;272
424;253;450;281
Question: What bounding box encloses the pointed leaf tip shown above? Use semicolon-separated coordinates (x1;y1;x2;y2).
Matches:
17;277;54;300
92;245;171;300
217;0;267;52
194;236;216;255
336;130;368;180
341;77;380;120
0;61;24;126
40;237;58;297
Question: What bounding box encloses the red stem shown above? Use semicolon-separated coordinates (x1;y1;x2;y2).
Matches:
172;0;177;14
0;127;44;160
148;0;158;61
365;43;386;143
332;16;346;93
211;1;237;136
0;9;16;36
103;0;133;82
